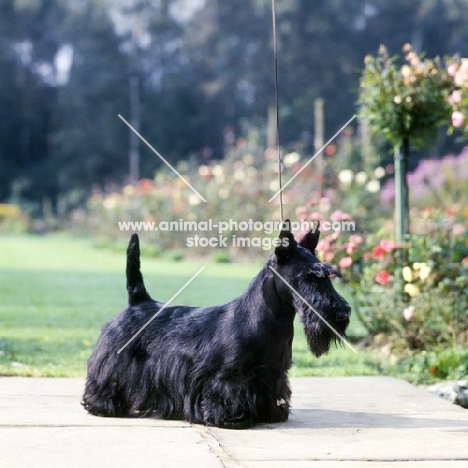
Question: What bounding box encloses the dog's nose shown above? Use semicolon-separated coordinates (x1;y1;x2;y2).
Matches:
336;307;350;322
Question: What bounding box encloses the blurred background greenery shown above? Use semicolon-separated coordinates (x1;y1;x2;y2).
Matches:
1;0;468;216
1;0;467;388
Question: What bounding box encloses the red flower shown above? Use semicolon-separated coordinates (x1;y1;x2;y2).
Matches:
136;178;155;194
372;246;387;258
375;270;391;285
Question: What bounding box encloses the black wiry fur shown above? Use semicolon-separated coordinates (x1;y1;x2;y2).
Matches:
82;222;350;429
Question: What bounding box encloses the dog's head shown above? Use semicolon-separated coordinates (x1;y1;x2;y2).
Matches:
268;220;351;357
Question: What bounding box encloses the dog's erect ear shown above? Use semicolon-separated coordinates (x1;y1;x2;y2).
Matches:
299;223;320;253
275;219;297;261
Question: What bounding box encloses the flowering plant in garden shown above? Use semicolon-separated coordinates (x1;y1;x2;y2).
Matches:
447;57;468;137
380;147;468;220
359;44;454;149
312;208;468;352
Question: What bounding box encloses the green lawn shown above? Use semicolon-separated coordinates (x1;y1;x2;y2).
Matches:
0;234;380;377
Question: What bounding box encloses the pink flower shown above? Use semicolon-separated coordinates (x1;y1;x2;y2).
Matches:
339;256;353;268
452;111;465;128
308;212;323;221
325;252;334;262
346;245;357;255
453;223;466;236
316;240;330;252
375;270;391;285
380;239;397;252
330;210;344;221
349;234;364;244
447;63;458;76
448;90;462;104
296;206;307;217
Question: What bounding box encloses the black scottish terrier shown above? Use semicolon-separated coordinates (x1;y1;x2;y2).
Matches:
83;222;350;429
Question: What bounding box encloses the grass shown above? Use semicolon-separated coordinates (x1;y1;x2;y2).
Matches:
0;233;380;377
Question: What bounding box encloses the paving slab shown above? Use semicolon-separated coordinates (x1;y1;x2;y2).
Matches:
0;376;467;468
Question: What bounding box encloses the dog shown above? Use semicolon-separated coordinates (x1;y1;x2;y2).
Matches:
83;221;351;429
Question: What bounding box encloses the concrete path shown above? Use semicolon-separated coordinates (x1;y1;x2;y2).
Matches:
1;376;467;468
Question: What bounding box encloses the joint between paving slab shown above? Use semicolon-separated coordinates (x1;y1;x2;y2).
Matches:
196;425;244;468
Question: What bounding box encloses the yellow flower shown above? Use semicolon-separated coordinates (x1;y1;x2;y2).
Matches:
402;266;413;282
404;284;420;297
419;264;431;282
412;262;421;270
123;185;135;197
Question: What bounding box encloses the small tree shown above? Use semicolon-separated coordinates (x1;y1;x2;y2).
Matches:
358;44;454;240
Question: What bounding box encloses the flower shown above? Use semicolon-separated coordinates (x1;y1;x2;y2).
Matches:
338;169;354;185
346;244;357;255
355;171;367;185
447;63;458;76
452;111;465;128
453;223;466;236
403;306;415;321
375;270;391;285
212;164;224;176
372;245;386;258
447;90;462;104
339;257;353;268
316;240;330;252
324;251;334;262
401;64;411;77
283;152;301;167
419;263;431;282
189;194;202;206
380;239;400;252
349;234;364;244
404;284;420;297
374;167;386;179
366;180;380;193
123;185;135;196
330;210;344;221
402;266;413;282
308;211;323;221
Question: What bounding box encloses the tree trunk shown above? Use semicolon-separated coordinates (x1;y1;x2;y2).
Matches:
129;74;140;186
394;137;410;241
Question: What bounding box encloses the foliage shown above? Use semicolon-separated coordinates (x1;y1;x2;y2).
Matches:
383;348;468;385
315;208;468;355
82;131;388;258
358;44;454;149
0;204;30;233
2;1;468;206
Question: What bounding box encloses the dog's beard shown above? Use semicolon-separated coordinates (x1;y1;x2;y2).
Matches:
295;303;346;357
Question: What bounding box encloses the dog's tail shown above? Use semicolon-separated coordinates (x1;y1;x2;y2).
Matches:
126;233;152;305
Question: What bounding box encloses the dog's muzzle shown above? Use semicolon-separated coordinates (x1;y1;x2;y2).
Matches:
336;306;351;322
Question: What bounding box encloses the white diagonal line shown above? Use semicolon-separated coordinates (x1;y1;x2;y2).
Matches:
117;266;206;354
268;114;357;202
268;266;357;353
118;114;207;203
